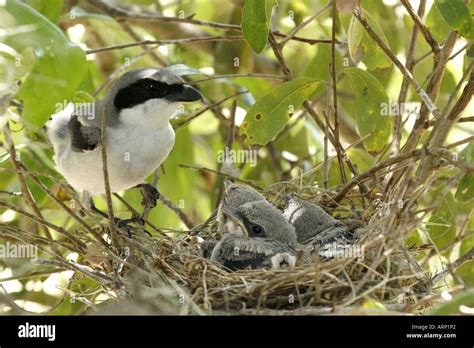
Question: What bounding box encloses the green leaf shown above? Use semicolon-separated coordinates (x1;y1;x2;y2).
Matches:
241;0;270;54
341;67;391;152
435;0;473;38
72;90;96;104
0;46;36;95
240;78;320;146
274;120;310;159
304;45;343;98
26;0;63;23
455;143;474;202
426;2;453;42
456;216;474;286
428;289;474;315
0;1;87;128
427;192;457;251
347;8;392;70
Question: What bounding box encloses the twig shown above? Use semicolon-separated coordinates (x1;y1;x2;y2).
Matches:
415;75;474;182
278;1;332;46
215;100;237;209
274;31;345;45
117;20;168;66
0;201;84;247
159;193;195;229
1;96;52;240
89;0;241;31
99;104;118;247
330;1;346;184
432;248;474;285
392;0;425;154
175;90;248;129
111;193;168;238
441;62;473;117
352;8;440;119
188;73;286;85
268;33;365;195
178;164;262;189
400;0;439;53
86;35;244;54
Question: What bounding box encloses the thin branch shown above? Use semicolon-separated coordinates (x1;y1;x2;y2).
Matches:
86;35;244;54
1;98;52;240
278;1;332;46
432;248;474;285
417;74;474;183
188;73;286;85
175;90;248;129
89;0;241;31
99;104;118;247
400;0;439;53
178;164;262;190
331;1;346;184
392;0;425;154
159;193;195;229
118;20;167;66
215;100;237;209
353;8;440;118
334;148;431;202
268;33;364;193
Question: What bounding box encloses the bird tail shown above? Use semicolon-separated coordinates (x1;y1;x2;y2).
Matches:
46;102;74;149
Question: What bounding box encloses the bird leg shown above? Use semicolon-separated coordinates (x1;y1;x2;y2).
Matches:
87;197;150;237
134;183;160;211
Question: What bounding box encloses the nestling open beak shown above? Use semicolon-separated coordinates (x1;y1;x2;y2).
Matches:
166;85;202;102
222;206;248;237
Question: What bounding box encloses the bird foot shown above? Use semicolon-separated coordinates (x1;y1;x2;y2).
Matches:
136;183;160;210
113;216;151;237
271;253;296;270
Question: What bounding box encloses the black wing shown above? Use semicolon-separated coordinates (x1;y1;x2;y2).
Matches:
68;115;101;152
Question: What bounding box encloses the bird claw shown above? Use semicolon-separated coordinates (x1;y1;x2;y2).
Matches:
113;216;150;237
271;252;296;270
136;183;160;210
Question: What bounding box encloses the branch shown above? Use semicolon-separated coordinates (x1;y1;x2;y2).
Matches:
267;34;365;192
85;35;244;54
99;104;118;246
392;0;426;154
400;0;439;53
415;74;474;182
188;73;286;85
1;96;52;240
159;193;195;229
89;0;241;31
278;1;332;46
352;8;440;118
432;248;474;285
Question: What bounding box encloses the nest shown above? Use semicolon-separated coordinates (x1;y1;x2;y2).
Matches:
80;186;433;315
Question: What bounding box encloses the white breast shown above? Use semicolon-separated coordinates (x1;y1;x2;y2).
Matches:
54;99;178;194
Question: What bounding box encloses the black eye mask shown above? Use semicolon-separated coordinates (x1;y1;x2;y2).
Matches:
114;78;183;110
114;78;202;110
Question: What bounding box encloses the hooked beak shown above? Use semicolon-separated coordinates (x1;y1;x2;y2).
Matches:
222;206;248;237
166;84;202;102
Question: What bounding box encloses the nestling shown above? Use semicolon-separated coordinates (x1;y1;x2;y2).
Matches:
210;200;299;270
283;195;348;244
216;180;268;235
